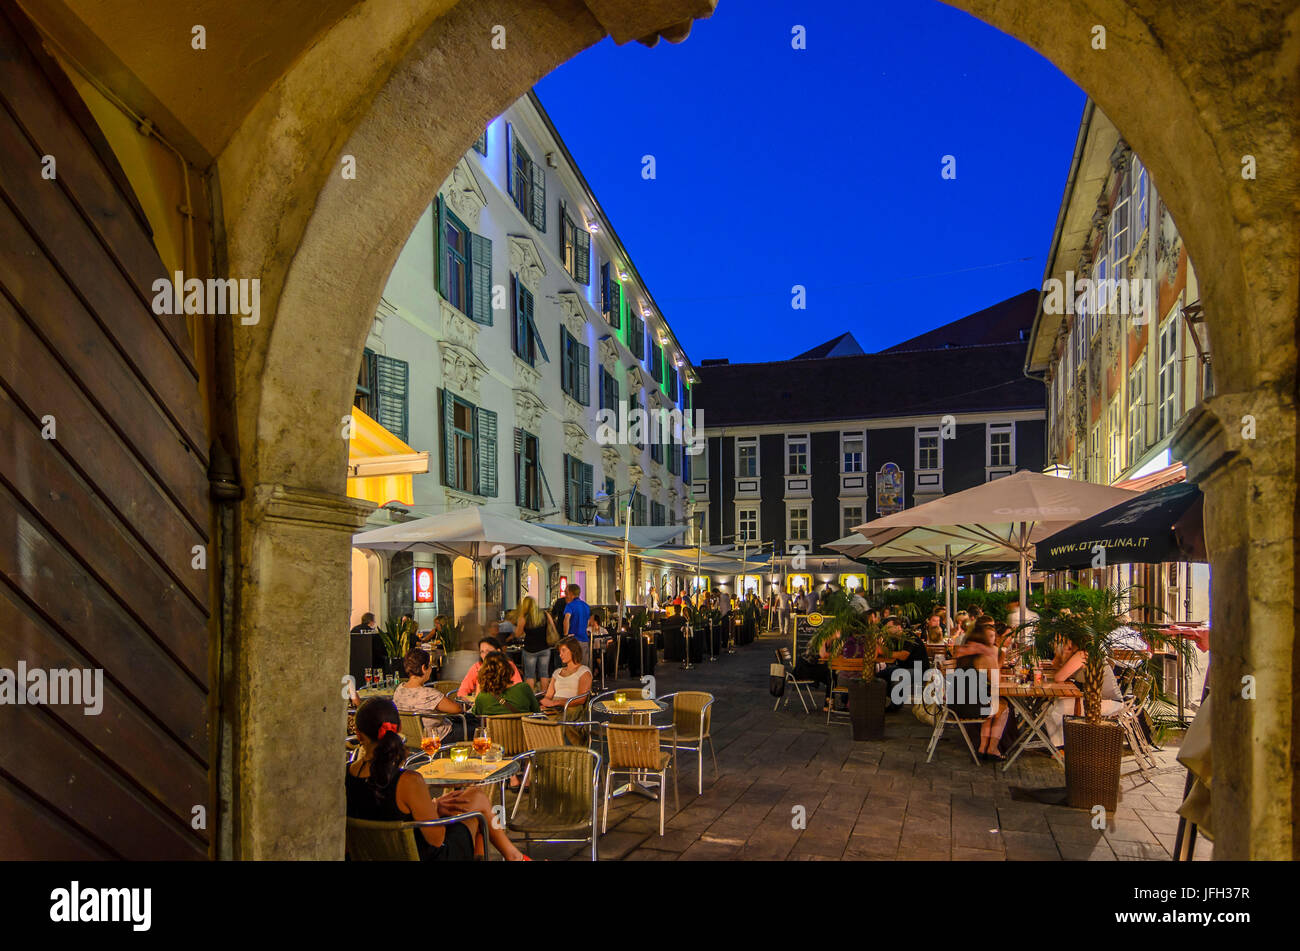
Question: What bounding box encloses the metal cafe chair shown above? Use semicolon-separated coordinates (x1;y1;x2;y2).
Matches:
658;690;717;794
432;680;471;738
518;713;603;818
507;746;603;861
346;814;483;861
773;646;818;714
603;723;679;836
924;665;983;766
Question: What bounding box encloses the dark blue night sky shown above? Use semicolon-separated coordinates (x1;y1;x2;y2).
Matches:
535;0;1085;367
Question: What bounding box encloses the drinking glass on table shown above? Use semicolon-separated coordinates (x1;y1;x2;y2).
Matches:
472;726;491;756
364;668;374;689
420;734;441;756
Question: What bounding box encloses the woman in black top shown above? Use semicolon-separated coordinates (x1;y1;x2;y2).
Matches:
517;595;557;691
346;698;528;860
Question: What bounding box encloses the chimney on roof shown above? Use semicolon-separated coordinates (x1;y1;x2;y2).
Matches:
701;358;729;366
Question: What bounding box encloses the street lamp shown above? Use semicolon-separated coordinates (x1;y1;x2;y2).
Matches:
579;500;597;524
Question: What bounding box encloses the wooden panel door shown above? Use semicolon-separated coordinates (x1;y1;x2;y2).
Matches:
0;3;213;859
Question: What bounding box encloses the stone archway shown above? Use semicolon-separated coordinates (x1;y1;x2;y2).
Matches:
218;0;1297;858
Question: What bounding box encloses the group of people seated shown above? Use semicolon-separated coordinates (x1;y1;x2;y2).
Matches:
791;602;1131;761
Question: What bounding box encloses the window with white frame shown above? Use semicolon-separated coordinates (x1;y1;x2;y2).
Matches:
1110;171;1130;277
1134;159;1149;235
842;503;864;538
1074;306;1087;367
987;423;1014;469
737;507;758;543
1157;315;1179;438
1089;422;1101;483
841;432;864;473
786;434;809;475
1107;398;1123;483
916;427;941;472
1128;355;1146;463
736;437;758;478
787;506;810;544
1093;258;1107;326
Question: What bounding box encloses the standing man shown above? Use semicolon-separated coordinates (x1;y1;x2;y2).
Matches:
562;583;592;664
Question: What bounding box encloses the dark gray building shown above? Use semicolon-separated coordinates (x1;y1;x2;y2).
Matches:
692;291;1047;559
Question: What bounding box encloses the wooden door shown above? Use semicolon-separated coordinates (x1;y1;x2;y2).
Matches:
0;3;213;859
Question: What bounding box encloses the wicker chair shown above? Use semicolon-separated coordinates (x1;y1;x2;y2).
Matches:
507;746;602;861
604;724;679;835
345;814;481;861
827;657;864;725
481;713;529;757
659;691;717;794
773;646;818;713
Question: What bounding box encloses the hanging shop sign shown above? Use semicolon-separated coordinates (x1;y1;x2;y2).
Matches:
876;462;904;515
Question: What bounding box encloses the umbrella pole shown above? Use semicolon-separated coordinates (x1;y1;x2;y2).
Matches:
1018;521;1029;617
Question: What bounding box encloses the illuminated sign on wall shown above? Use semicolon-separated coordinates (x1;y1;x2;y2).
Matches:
414;567;434;603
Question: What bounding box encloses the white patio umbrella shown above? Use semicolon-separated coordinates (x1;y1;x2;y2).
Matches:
852;470;1137;618
352;508;609;623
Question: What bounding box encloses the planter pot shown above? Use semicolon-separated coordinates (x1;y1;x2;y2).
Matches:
847;677;886;741
1063;718;1123;812
440;650;479;684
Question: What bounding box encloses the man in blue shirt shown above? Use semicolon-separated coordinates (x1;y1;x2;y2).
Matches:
562;583;591;663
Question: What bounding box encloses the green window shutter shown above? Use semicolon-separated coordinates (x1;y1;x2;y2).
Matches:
612;278;623;332
373;354;409;442
514;428;525;507
558;199;568;263
560;327;569;396
578;342;590;405
562;453;571;520
582;463;593;511
598;366;608;410
506;123;516;200
576;229;590;285
531;159;546;230
439;388;455;486
473;129;487;155
529;296;549;363
469;232;492;325
435;197;448;301
476;405;498;497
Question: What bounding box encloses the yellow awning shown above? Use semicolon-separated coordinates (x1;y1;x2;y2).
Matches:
347;407;429;507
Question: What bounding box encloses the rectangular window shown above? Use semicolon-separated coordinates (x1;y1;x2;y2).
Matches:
787;506;809;543
1128;356;1147;463
628;310;646;360
786;434;809;475
506;123;545;231
1111;168;1131;271
562;454;593;522
439;390;497;497
600;262;621;328
667;442;679;476
1158;316;1179;437
436;199;492;325
515;429;541;511
651;501;666;527
632;493;646;527
472;128;487;156
355;350;410;443
841;432;864;473
649;341;664;382
736;437;758;478
987;424;1013;468
650;439;662;465
558;201;590;285
738;508;758;542
1134;160;1149;235
560;327;590;405
666;363;678;403
1089;423;1101;482
511;276;537;365
842;504;864;538
916;428;940;471
1107;398;1122;483
598;365;619;411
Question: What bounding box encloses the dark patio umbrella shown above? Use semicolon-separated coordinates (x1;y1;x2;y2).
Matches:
1034;481;1205;570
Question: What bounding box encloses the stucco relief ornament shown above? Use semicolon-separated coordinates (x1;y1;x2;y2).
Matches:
438;341;487;400
602;446;622;480
441;158;488;222
441;297;479;349
649;475;663;496
556;291;588;336
599;336;620;375
514;389;545;433
1157;201;1183;285
564;421;588;457
508;235;546;293
627;463;644;486
514;358;542;394
627;365;648;391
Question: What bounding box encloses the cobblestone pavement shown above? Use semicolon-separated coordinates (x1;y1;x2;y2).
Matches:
508;630;1210;861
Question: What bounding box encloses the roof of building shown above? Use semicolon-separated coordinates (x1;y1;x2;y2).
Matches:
792;332;865;360
882;289;1039;352
696;339;1044;427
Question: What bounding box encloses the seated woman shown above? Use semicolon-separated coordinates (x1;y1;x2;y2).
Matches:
471;651;541;717
1044;640;1124;747
458;635;524;698
346;697;527;861
540;637;592;716
392;649;463;741
949;626;1010;760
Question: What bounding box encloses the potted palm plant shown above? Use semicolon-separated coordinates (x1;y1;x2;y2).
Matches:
807;591;905;740
377;616;415;677
1023;585;1188;811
